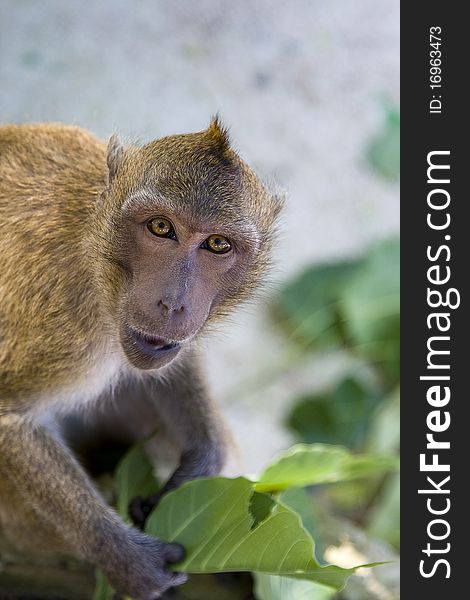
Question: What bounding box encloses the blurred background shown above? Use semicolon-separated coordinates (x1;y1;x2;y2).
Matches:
0;1;399;598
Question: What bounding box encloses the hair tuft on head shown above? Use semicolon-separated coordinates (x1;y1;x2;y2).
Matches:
207;114;231;152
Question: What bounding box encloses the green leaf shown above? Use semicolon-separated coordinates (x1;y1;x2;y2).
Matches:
366;388;400;454
287;377;381;450
367;473;400;549
280;488;324;550
255;444;398;493
273;261;362;350
92;570;115;600
254;573;336;600
115;443;159;520
96;443;392;597
340;237;400;385
146;476;356;591
249;491;277;528
273;237;400;388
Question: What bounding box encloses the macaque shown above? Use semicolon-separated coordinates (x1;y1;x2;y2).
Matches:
0;119;283;599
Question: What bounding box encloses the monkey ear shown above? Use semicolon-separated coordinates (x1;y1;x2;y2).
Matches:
106;134;125;182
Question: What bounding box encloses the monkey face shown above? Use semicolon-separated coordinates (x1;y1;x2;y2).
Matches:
116;205;259;370
99;119;284;371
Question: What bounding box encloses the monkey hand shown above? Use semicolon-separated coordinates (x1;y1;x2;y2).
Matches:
101;528;187;600
129;444;226;529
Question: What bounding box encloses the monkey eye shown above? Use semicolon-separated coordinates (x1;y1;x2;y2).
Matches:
147;217;175;239
202;234;232;254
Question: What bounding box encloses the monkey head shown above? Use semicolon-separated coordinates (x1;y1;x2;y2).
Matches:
94;118;284;370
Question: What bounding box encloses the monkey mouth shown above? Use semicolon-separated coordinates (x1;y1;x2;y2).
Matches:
127;326;181;359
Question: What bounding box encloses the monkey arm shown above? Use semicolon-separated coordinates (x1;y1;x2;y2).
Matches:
0;412;186;599
152;350;230;492
129;351;230;528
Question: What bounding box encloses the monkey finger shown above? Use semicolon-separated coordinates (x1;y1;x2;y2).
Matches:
129;491;164;528
163;542;186;564
169;571;189;587
128;495;147;527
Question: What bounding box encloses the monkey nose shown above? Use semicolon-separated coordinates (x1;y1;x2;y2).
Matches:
158;299;185;314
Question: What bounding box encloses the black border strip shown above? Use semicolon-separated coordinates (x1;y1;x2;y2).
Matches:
401;4;466;596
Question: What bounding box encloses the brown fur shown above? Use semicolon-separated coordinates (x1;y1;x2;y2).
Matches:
0;120;283;599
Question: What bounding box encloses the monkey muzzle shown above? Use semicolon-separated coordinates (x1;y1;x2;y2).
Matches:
122;324;182;369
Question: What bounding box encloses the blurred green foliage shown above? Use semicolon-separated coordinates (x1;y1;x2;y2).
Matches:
274;236;399;387
340;238;399;385
272;236;400;556
287;378;381;450
274;261;361;351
